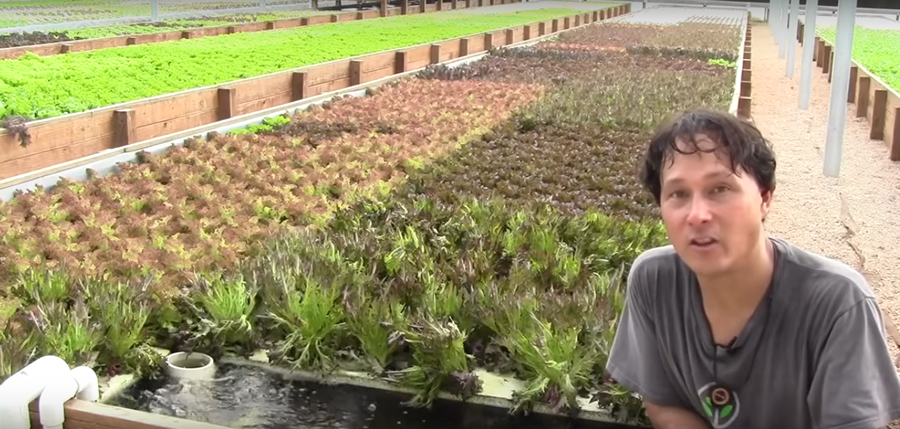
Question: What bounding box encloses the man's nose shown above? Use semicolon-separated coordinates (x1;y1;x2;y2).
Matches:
686;197;713;226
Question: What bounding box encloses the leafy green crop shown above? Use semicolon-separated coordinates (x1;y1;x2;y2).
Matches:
818;26;900;92
0;7;600;121
63;12;330;39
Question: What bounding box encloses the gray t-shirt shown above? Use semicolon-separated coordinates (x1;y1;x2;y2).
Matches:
606;236;900;429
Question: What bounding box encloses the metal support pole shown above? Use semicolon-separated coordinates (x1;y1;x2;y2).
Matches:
786;0;799;77
823;0;857;178
778;0;787;58
799;0;818;109
151;0;158;21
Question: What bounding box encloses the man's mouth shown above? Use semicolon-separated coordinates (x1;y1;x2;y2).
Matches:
689;237;718;248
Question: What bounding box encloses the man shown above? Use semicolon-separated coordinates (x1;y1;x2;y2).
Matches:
606;109;900;429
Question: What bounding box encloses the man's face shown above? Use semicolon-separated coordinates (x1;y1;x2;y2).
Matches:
658;133;772;277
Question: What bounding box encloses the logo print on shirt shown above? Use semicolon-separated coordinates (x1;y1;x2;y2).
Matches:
697;382;740;428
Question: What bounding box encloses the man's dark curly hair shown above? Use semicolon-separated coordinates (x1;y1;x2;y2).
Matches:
640;109;777;205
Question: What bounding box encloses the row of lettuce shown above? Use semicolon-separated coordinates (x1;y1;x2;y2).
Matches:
0;0;309;29
816;25;899;92
0;16;742;426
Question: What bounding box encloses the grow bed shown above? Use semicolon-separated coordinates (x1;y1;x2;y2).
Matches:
0;0;315;29
817;25;900;92
1;6;743;427
0;12;330;49
103;360;644;429
0;7;596;122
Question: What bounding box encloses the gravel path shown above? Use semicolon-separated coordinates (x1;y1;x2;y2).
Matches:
750;22;900;368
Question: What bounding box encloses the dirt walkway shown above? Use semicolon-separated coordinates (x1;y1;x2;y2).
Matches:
750;22;900;367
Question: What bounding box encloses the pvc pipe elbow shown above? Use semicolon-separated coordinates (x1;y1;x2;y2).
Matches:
70;366;99;401
39;374;78;429
0;355;71;429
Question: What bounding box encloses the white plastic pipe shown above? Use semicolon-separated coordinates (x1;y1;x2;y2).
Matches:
786;0;799;77
0;356;71;429
823;0;858;178
39;366;99;429
38;376;77;429
71;366;100;401
799;0;819;109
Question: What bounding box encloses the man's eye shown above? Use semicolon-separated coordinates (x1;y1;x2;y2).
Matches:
712;186;729;194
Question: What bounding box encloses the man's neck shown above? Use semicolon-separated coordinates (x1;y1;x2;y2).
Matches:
697;237;775;314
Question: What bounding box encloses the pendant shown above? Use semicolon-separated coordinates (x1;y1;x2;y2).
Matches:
709;385;732;406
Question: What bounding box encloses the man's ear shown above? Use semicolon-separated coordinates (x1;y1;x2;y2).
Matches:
760;190;773;221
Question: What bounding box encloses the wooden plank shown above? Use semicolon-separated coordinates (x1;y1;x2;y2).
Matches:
742;68;751;82
362;51;395;75
306;60;352;87
0;132;116;181
505;29;514;45
539;22;546;36
349;60;363;86
134;108;218;142
822;45;832;74
430;44;441;65
857;76;871;118
131;89;218;129
743;58;751;70
405;45;432;70
871;89;887;140
0;110;116;160
236;92;293;116
891;108;900;161
54;399;229;429
593;10;599;22
575;15;580;27
813;36;820;61
395;51;408;74
738;96;751;118
292;71;309;101
741;80;752;98
467;36;485;54
484;32;494;51
114;109;136;147
849;65;858;103
828;51;835;83
564;17;570;30
401;0;408;14
437;39;460;62
523;25;531;41
816;39;825;66
460;38;470;56
552;19;559;33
